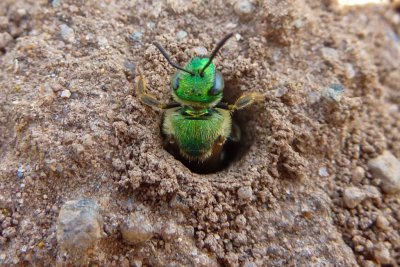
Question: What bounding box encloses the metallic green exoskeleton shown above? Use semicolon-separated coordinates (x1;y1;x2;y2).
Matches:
137;33;262;172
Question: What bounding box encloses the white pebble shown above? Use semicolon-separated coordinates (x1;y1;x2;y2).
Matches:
344;63;356;79
322;84;344;103
193;46;208;56
97;36;109;49
60;90;71;98
368;150;400;193
60;24;75;43
130;31;143;42
343;186;366;208
176;30;188;41
237;186;253;201
351;166;365;183
318;167;329;177
234;0;255;20
321;47;339;61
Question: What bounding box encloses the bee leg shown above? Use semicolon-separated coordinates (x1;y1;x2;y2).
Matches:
228;121;241;143
229;92;263;111
137;72;166;109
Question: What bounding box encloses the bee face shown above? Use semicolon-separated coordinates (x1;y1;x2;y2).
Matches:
171;57;224;107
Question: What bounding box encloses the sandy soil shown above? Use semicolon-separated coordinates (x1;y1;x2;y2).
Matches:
0;0;399;266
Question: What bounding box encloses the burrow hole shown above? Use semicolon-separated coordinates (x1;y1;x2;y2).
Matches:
162;77;259;174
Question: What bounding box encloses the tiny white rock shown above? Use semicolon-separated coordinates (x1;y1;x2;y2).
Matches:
321;47;339;61
97;36;109;48
344;63;356;79
318;167;329;177
343;186;366;208
237;186;253;201
351;166;365;183
193;46;208;56
368;150;400;194
60;24;75;43
176;30;188;41
234;0;255;20
60;90;71;98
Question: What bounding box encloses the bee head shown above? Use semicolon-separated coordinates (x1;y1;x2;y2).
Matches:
154;33;233;108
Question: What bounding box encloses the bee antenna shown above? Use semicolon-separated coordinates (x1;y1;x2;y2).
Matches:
153;42;195;76
200;33;234;76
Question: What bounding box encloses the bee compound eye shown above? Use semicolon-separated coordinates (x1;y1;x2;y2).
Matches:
171;73;180;91
208;70;224;96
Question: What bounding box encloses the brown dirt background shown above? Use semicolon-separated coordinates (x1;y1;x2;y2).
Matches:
0;0;400;266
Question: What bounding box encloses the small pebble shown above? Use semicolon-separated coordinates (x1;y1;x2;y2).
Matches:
344;63;355;79
132;259;143;267
343;186;366;208
97;36;109;49
275;86;288;98
368;150;400;193
376;214;390;230
351;166;365;183
237;186;253;201
235;33;242;41
0;32;13;49
318;167;329;177
147;22;155;29
322;83;344;103
308;91;320;104
130;31;143;42
2;227;17;239
121;211;154;245
176;30;188;41
235;215;247;229
60;90;71;98
321;47;339;61
226;22;238;29
234;0;255;21
373;244;392;264
160;221;178;241
16;166;24;179
60;24;75;43
193;46;208;56
123;60;135;73
57;198;103;253
293;19;304;29
52;0;62;7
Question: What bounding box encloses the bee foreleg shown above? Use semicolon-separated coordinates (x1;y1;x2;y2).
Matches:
229;92;263;111
136;73;166;109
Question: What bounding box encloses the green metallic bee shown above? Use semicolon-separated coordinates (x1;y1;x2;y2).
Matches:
137;33;262;172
